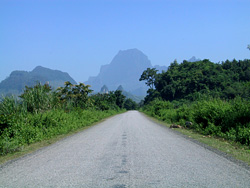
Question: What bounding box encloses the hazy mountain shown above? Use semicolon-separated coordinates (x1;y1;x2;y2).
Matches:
0;66;77;96
85;48;167;96
188;56;201;62
116;85;124;91
98;84;143;103
154;65;168;73
116;85;144;103
100;85;109;94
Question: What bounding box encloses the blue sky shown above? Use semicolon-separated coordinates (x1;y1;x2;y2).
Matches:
1;0;250;83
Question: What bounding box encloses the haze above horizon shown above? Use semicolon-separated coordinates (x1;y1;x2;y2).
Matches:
1;0;250;83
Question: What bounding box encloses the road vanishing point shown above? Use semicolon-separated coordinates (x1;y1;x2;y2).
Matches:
1;111;250;187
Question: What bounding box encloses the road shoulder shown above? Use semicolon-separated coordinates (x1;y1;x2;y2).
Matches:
140;111;250;171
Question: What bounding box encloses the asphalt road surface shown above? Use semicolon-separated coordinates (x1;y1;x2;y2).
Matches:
1;111;250;188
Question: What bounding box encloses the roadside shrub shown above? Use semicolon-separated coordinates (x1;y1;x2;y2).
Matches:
235;126;250;146
192;99;229;129
0;108;122;155
0;96;20;115
142;97;250;146
158;109;177;123
19;83;53;113
222;97;250;132
143;99;173;117
0;114;17;136
0;82;126;156
203;122;222;136
175;104;194;126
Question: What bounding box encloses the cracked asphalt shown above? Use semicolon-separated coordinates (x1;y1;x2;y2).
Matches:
1;111;250;187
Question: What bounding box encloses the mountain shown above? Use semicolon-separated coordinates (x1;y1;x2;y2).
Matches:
0;66;77;96
85;49;167;96
98;84;144;103
154;65;168;73
188;56;201;62
100;85;109;94
116;85;144;103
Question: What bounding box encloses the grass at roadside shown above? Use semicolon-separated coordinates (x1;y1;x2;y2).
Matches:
0;110;124;165
176;128;250;166
142;112;250;166
0;125;89;165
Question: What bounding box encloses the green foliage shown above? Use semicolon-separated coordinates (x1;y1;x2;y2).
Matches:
91;93;117;111
139;68;158;89
142;98;250;147
143;88;160;104
0;95;21;115
0;96;26;134
19;83;53;113
0;82;126;155
124;98;138;110
0;114;17;135
140;59;250;102
0;109;120;155
143;99;175;121
114;90;126;109
140;58;250;147
56;82;93;109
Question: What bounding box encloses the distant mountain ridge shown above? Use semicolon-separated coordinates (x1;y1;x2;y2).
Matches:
116;85;144;103
99;84;144;103
188;56;201;62
0;66;77;96
85;49;167;96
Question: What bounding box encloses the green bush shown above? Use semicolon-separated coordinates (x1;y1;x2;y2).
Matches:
0;108;121;155
142;97;250;146
0;96;20;115
175;104;194;125
0;115;16;134
0;83;126;155
235;126;250;146
20;83;53;114
192;99;228;129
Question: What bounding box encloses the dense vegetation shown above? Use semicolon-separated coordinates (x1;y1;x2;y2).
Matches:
140;59;250;147
0;82;136;155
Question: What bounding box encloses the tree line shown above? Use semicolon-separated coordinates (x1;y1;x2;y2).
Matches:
0;81;137;155
141;59;250;104
140;58;250;147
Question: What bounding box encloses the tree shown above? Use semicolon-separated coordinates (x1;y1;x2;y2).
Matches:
19;82;52;113
114;90;125;109
139;68;158;89
72;83;93;108
124;98;138;110
168;59;178;70
90;93;111;111
56;82;93;109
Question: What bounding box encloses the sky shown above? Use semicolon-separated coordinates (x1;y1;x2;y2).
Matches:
1;0;250;83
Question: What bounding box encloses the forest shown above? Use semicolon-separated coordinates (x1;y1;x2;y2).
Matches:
140;58;250;147
0;82;137;155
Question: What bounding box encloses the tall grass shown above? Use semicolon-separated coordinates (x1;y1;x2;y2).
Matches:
0;83;124;155
0;95;23;115
19;83;54;113
0;109;119;154
143;97;250;147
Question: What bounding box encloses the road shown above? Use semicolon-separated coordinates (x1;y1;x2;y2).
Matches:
0;111;250;187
